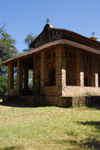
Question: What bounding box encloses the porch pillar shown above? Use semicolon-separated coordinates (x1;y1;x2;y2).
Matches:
24;65;28;90
91;54;95;87
55;45;66;96
8;63;14;94
76;50;80;86
80;54;84;86
17;60;22;95
95;58;98;87
40;51;45;94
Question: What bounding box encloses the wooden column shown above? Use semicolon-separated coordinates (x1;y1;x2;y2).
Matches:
76;50;80;86
17;60;22;95
80;54;84;86
8;63;14;93
55;45;66;96
40;51;45;95
91;54;95;87
95;58;98;87
24;65;28;90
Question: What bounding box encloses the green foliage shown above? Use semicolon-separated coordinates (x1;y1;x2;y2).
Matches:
0;23;18;94
0;75;8;94
23;33;37;52
28;70;33;88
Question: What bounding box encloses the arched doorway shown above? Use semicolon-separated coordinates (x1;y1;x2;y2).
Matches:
49;69;55;86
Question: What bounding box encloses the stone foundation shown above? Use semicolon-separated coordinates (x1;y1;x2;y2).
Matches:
3;95;100;107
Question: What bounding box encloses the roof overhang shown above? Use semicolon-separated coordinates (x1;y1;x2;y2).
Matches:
2;39;100;66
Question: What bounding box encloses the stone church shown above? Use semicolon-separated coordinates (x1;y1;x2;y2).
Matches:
2;24;100;107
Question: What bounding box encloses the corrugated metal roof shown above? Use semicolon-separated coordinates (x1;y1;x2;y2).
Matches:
2;39;100;66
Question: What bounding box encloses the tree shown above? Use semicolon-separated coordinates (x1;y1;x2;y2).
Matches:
0;23;18;95
23;33;36;52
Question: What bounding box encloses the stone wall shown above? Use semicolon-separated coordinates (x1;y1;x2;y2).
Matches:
62;86;100;97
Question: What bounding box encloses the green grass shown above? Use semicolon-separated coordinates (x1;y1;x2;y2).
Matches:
0;104;100;150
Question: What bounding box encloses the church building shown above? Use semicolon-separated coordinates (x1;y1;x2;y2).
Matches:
2;24;100;107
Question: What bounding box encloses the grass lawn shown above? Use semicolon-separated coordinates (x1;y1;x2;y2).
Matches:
0;103;100;150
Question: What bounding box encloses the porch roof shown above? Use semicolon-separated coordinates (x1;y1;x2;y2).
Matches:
2;39;100;66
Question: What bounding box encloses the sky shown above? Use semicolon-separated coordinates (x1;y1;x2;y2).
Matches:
0;0;100;53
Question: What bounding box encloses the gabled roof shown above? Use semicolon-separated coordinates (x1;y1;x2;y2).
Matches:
30;24;100;50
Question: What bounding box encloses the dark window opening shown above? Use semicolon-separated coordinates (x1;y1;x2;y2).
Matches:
87;56;88;60
54;31;56;36
48;54;50;58
58;32;60;34
73;54;75;59
98;74;100;87
65;51;67;56
53;53;55;57
49;69;55;86
84;77;88;86
50;31;52;38
83;56;85;60
69;53;71;57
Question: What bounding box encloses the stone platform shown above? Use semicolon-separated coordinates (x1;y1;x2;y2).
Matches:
3;95;100;107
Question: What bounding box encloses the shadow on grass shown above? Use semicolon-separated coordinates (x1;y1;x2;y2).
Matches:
77;121;100;130
56;121;100;149
0;101;30;108
67;138;100;149
0;145;23;150
56;137;100;149
87;104;100;110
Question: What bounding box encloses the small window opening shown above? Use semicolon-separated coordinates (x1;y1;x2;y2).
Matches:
48;53;50;58
87;56;88;60
65;51;67;56
67;65;70;68
73;54;75;59
53;53;55;57
69;53;71;57
58;32;60;34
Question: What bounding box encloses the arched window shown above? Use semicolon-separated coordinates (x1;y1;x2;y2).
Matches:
49;69;55;86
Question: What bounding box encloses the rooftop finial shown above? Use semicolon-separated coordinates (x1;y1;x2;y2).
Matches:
90;32;97;40
46;17;50;24
92;32;95;37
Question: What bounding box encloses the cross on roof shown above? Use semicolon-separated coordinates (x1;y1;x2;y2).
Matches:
46;17;50;24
